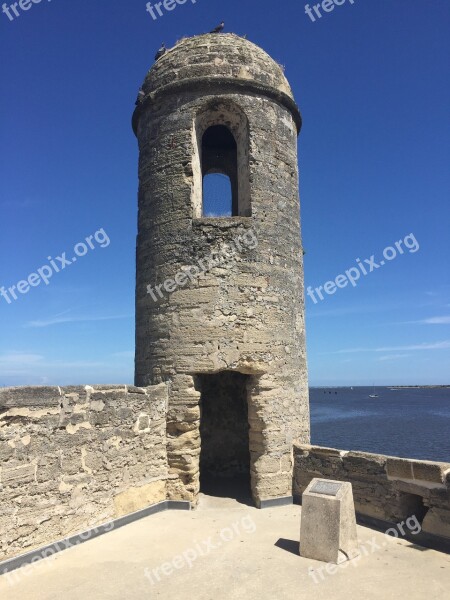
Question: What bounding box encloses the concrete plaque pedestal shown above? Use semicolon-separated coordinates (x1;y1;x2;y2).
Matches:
300;478;359;564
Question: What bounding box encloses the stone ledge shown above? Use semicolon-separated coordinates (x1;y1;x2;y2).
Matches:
0;383;168;411
295;445;450;485
257;495;293;509
412;461;450;484
192;217;253;229
294;443;450;547
295;444;346;457
387;458;450;485
386;457;414;479
0;386;61;409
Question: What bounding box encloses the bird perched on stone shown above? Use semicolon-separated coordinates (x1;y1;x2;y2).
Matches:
210;21;224;34
135;89;145;106
154;43;166;61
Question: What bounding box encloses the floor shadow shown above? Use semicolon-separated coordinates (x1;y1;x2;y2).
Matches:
403;542;433;552
200;475;254;507
275;538;299;556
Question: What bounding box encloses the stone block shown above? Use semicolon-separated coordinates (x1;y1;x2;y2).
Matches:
253;472;293;499
412;461;449;484
91;385;127;391
0;386;61;409
422;507;450;539
390;478;432;499
2;463;36;486
117;407;133;421
113;479;166;517
60;386;88;398
145;382;169;411
307;445;344;457
60;452;82;476
90;390;127;406
253;455;282;475
343;451;386;478
168;429;200;451
0;442;14;462
36;456;61;483
300;478;359;564
386;458;414;480
126;385;147;394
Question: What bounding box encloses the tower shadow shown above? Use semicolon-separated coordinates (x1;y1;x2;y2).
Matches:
200;475;254;507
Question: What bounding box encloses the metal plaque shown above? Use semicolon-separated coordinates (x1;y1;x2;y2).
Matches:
310;480;342;496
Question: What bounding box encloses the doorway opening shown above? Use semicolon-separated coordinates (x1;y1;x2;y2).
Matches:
197;371;252;503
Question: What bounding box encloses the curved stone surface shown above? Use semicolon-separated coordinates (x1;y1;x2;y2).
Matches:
133;33;309;505
143;34;294;98
133;34;301;134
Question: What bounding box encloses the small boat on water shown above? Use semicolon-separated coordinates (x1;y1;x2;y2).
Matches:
369;384;378;398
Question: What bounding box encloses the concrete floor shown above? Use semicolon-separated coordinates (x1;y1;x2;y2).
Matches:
1;492;449;600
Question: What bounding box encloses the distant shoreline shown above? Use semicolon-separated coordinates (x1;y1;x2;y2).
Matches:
387;385;450;389
311;385;450;389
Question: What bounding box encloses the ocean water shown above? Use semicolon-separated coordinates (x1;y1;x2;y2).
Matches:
309;387;450;462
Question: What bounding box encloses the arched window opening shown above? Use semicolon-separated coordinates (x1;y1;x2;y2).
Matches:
191;102;251;219
201;125;238;217
203;173;233;217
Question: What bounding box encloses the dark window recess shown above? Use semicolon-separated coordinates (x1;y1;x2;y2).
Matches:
201;125;238;217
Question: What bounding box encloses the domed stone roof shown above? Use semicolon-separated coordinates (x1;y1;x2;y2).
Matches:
142;33;294;98
133;34;301;134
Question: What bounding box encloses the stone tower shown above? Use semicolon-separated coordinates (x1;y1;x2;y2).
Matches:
133;33;309;506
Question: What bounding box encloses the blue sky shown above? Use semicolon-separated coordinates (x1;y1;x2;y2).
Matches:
0;0;449;386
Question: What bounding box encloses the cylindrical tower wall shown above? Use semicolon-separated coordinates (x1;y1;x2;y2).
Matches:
133;34;309;504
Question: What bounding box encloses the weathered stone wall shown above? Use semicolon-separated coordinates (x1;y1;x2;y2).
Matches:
133;33;309;505
0;384;170;560
294;444;450;540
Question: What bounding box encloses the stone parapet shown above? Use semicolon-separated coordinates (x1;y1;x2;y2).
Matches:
294;444;450;541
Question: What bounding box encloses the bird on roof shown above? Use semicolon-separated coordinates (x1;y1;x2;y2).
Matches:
210;21;224;34
154;43;166;61
135;89;145;106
